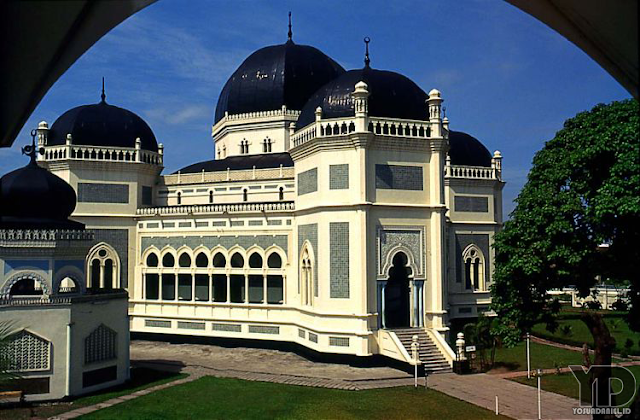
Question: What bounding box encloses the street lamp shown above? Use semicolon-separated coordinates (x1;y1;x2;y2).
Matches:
527;332;531;379
537;368;543;420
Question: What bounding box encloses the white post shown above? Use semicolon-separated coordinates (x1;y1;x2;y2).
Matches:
495;395;498;415
537;369;542;419
411;335;420;388
527;332;531;379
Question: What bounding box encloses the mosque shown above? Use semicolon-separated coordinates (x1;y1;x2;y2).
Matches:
16;24;504;371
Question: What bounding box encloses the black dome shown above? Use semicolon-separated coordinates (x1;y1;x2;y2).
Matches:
0;157;83;229
448;131;492;167
47;100;158;152
214;41;345;123
297;67;429;129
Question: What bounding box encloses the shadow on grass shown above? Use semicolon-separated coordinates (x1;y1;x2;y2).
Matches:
491;361;521;371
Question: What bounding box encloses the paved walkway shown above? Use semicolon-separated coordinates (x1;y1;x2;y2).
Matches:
51;339;591;419
429;373;589;419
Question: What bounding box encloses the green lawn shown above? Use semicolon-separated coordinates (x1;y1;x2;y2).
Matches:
511;365;640;406
82;376;509;420
532;313;640;355
490;341;584;372
0;367;185;420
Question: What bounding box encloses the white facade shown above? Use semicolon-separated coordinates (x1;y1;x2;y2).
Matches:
34;46;504;369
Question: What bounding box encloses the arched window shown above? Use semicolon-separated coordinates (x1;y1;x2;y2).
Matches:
91;259;101;289
249;253;263;268
209;190;214;203
230;253;244;268
162;253;175;268
300;246;314;306
195;252;209;268
9;278;44;296
178;253;191;267
177;192;182;205
279;187;284;201
267;253;282;268
59;277;78;294
88;243;120;289
462;245;485;291
146;253;159;267
243;189;248;202
104;259;113;290
213;252;226;268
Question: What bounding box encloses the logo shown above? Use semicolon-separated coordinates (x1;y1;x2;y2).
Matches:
569;365;636;416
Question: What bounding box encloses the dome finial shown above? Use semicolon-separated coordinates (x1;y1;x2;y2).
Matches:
288;12;293;42
364;37;371;68
22;129;42;164
101;77;106;103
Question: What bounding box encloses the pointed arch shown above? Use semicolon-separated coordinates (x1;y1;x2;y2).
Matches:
86;242;121;289
3;329;51;371
462;244;485;291
299;240;315;306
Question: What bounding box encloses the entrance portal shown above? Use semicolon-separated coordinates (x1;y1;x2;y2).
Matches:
384;252;411;328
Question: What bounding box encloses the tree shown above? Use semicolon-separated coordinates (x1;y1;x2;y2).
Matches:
463;314;500;371
491;99;639;414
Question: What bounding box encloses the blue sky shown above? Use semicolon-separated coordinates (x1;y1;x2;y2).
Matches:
1;0;630;215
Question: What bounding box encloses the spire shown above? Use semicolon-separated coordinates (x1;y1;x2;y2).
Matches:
364;37;371;68
101;77;106;103
287;12;293;42
22;129;41;164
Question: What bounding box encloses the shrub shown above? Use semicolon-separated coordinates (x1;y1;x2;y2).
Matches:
611;299;628;311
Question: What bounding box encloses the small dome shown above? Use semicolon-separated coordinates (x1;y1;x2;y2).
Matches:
47;100;157;152
448;131;492;167
297;67;429;129
215;41;345;123
0;156;82;229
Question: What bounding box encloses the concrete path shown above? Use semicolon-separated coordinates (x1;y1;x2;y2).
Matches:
429;373;590;420
50;373;202;419
51;339;591;419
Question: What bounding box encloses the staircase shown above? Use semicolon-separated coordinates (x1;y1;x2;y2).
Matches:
393;328;452;373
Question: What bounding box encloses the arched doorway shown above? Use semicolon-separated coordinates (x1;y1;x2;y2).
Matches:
384;252;411;328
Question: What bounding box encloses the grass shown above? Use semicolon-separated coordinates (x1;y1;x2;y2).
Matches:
511;365;640;407
489;341;585;372
532;312;640;355
0;367;185;420
82;376;510;420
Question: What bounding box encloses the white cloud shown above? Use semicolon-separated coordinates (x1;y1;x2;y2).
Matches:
144;104;210;126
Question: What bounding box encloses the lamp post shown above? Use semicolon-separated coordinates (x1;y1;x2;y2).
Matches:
527;332;531;379
537;368;543;420
411;335;420;388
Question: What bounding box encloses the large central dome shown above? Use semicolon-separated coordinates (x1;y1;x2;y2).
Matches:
214;40;345;123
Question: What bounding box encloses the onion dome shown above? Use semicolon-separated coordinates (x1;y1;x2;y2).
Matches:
448;131;492;167
214;39;345;123
47;83;157;152
0;135;82;229
297;66;429;129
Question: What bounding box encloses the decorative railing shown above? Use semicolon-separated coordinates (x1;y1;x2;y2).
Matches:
291;116;435;148
445;165;498;180
0;290;128;307
212;107;301;134
162;166;294;186
136;201;295;216
0;229;94;242
40;144;163;165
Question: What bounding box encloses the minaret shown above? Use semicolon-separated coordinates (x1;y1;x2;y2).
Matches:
427;89;443;138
